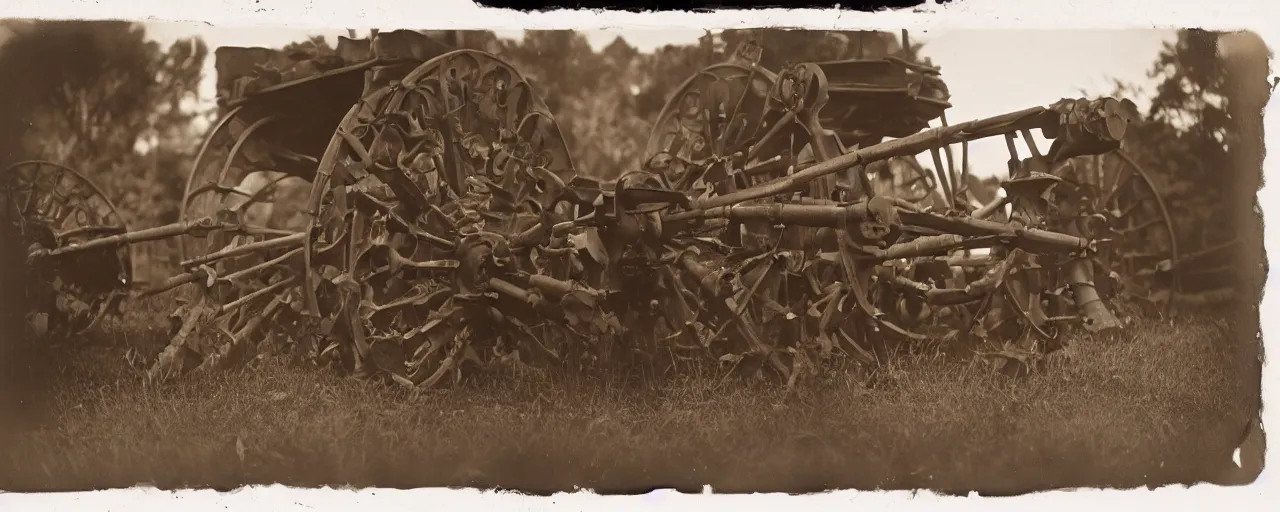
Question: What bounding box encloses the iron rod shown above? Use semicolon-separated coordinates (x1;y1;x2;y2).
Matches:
693;104;1060;210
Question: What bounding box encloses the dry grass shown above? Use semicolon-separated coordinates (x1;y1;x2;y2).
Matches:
0;294;1263;494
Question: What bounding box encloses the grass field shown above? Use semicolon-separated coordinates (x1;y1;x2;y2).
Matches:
0;294;1265;494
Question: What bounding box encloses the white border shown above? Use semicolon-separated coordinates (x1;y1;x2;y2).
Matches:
0;0;1277;31
0;0;1276;510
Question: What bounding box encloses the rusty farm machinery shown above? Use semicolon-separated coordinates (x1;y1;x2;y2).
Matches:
2;30;1191;388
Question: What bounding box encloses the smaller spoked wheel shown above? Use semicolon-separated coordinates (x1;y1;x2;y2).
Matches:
1050;149;1179;315
179;106;314;263
644;63;832;253
137;106;317;379
306;50;580;386
0;160;132;338
864;156;948;209
643;63;784;193
170;105;316;365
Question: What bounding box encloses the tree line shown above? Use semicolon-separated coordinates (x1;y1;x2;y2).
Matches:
0;22;1257;282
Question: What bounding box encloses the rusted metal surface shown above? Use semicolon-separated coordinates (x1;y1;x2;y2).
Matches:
1;160;132;339
213;30;453;107
7;32;1202;388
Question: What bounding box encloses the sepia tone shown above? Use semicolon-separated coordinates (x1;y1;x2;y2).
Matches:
0;23;1266;494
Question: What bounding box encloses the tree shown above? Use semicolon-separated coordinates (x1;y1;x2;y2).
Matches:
0;20;209;229
1097;29;1272;300
1115;29;1266;250
494;30;652;179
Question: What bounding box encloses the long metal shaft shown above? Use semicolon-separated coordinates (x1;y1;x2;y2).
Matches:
663;202;1090;254
692;97;1130;210
28;218;218;259
693;105;1056;209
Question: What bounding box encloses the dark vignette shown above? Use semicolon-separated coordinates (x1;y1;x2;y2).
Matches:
0;25;1267;496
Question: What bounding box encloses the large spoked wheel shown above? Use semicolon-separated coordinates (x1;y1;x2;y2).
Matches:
1;160;132;339
1051;149;1180;316
642;63;911;376
643;64;803;371
305;50;579;386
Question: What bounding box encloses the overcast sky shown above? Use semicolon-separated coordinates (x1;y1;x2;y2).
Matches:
142;23;1176;180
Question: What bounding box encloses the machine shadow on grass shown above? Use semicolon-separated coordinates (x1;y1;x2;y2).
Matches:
0;23;1268;495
